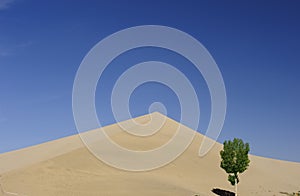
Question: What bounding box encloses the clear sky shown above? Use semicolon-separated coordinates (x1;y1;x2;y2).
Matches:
0;0;299;162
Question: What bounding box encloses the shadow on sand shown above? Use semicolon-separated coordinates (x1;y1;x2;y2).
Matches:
212;188;235;196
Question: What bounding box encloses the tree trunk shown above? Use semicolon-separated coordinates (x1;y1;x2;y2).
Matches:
235;179;238;196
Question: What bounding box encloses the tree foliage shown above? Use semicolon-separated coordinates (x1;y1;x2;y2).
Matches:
220;138;250;186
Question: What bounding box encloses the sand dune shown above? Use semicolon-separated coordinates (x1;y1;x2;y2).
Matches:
0;113;299;196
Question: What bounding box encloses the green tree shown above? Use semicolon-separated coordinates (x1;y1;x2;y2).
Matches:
220;138;250;196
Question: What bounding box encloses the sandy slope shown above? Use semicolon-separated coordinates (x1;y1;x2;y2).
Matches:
0;113;299;196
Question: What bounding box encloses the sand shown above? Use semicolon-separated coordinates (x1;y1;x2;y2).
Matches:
0;112;299;196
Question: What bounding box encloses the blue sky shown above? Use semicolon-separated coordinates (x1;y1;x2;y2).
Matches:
0;0;299;162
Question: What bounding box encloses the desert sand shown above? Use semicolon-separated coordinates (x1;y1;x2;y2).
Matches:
0;112;299;196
